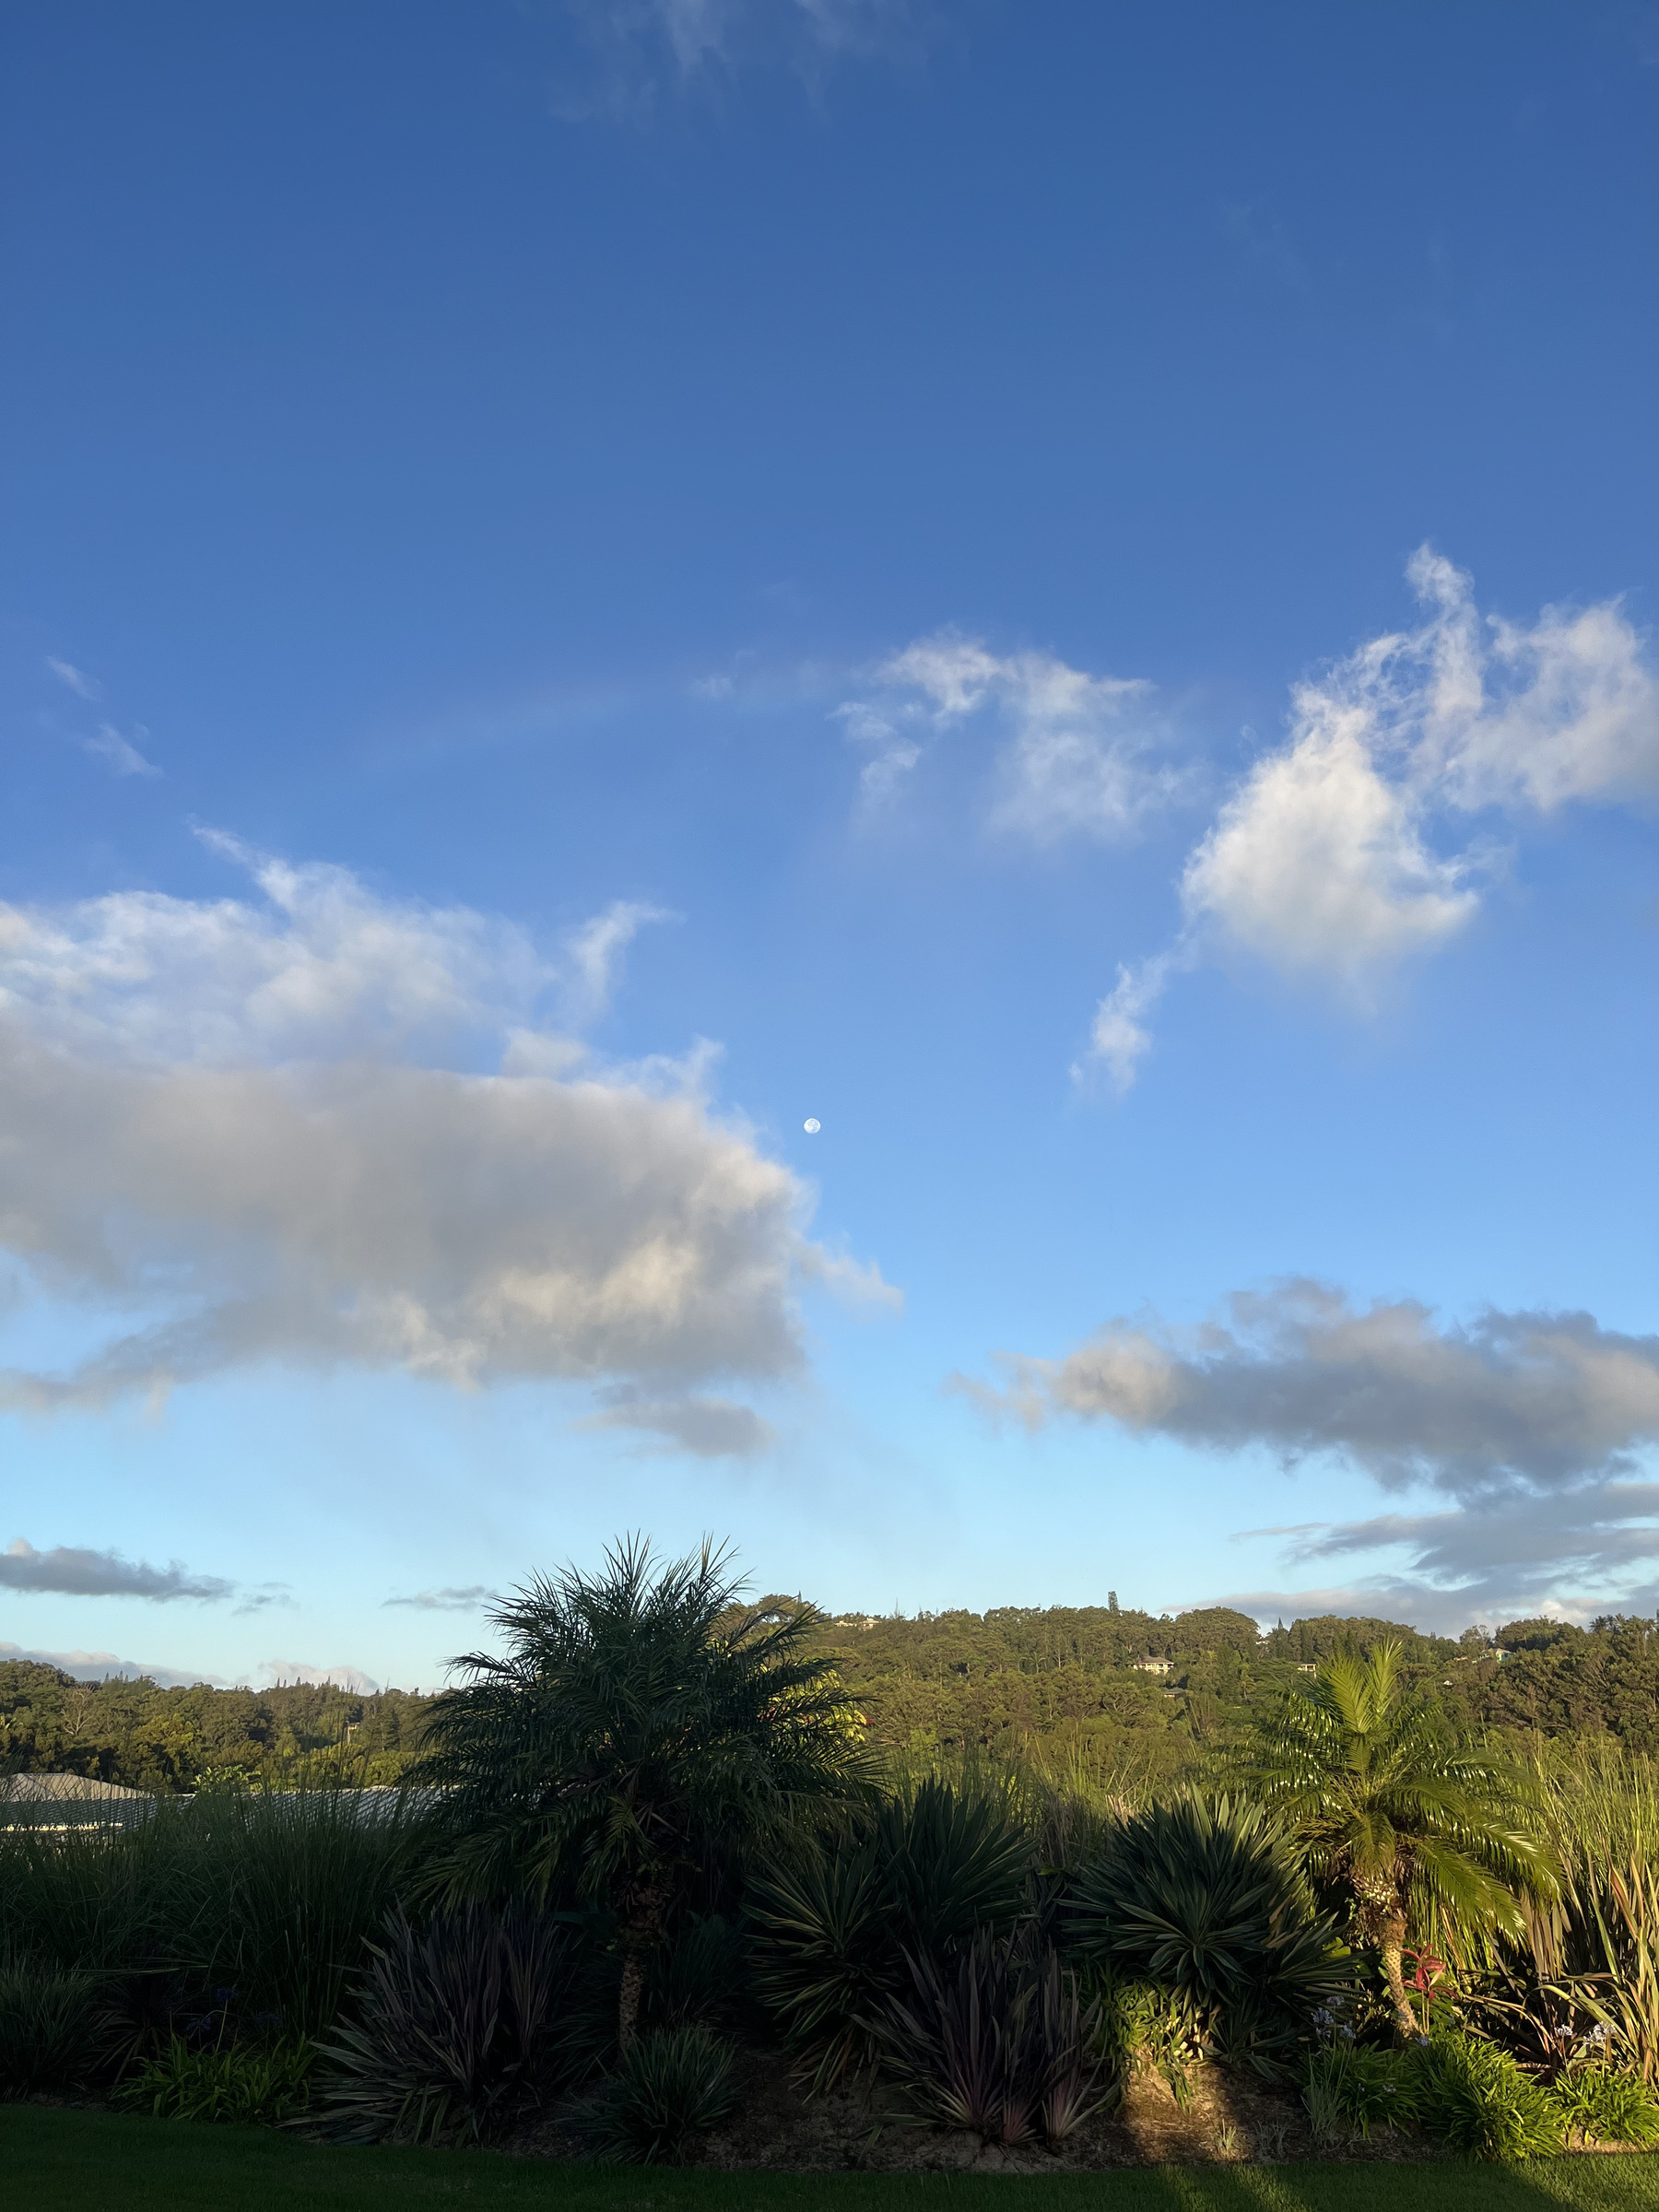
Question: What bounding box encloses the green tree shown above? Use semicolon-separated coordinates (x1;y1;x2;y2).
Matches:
415;1537;877;2049
1241;1640;1557;2038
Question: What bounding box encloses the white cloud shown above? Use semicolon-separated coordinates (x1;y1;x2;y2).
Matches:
839;630;1179;838
260;1660;380;1694
562;899;674;1019
82;724;161;779
0;1538;232;1602
46;657;101;701
0;844;889;1411
1082;950;1184;1094
966;1280;1659;1618
1180;719;1476;985
1091;549;1659;1082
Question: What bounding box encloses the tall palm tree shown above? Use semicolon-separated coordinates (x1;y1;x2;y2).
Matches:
1241;1640;1558;2039
414;1536;875;2049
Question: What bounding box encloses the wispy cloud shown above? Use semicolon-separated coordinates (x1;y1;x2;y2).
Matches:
552;0;933;121
579;1389;777;1456
1088;549;1659;1087
383;1585;495;1611
81;724;161;779
46;657;101;701
0;1538;233;1603
837;629;1183;837
961;1280;1659;1619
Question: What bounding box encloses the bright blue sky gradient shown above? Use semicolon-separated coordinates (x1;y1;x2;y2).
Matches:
2;2;1656;1688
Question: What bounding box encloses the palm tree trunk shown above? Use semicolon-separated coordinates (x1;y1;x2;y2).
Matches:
618;1944;647;2055
1380;1910;1419;2041
616;1875;673;2054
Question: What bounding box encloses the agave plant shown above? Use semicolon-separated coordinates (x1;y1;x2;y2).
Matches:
876;1925;1102;2147
1067;1794;1346;2069
747;1778;1032;2090
313;1901;574;2144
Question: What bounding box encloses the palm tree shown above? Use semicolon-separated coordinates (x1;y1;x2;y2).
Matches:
414;1536;876;2049
1241;1640;1558;2039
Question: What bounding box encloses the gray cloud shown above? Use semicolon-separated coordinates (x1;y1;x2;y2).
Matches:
383;1585;495;1612
581;1390;777;1457
0;849;889;1410
970;1280;1659;1616
0;1538;233;1603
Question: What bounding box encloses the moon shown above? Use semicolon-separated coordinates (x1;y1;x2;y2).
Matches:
803;1118;821;1134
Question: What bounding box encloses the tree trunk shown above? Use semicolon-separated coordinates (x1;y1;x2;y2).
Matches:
616;1874;673;2056
618;1944;646;2055
1380;1910;1419;2041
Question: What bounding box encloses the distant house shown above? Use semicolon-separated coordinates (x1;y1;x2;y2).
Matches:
0;1773;157;1830
1132;1656;1172;1676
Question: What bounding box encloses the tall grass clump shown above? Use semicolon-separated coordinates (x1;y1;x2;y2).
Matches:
0;1787;427;2041
0;1959;110;2096
1526;1743;1659;2084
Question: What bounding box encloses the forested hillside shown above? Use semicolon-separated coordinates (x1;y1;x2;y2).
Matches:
5;1602;1658;1792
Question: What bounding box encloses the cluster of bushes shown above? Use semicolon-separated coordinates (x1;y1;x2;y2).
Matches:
4;1538;1659;2167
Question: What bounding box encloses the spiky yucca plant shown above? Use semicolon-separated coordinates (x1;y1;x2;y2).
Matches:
748;1778;1032;2091
414;1538;876;2050
1068;1794;1346;2067
1241;1642;1558;2040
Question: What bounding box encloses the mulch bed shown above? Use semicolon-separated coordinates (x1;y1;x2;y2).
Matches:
513;2051;1448;2171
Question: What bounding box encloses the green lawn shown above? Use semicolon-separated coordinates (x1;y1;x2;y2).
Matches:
3;2108;1655;2212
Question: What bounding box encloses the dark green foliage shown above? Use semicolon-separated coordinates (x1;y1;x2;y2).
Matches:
1067;1795;1345;2067
0;1789;425;2041
748;1778;1032;2089
644;1913;751;2037
875;1926;1101;2147
112;2035;314;2124
314;1902;576;2146
1300;2041;1418;2140
584;2026;738;2163
0;1959;109;2095
1409;2031;1568;2159
1556;2063;1659;2147
415;1541;873;1933
0;1660;429;1793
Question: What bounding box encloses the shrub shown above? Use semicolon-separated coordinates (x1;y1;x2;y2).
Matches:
313;1901;574;2145
749;1779;1030;2089
1067;1795;1345;2070
1301;2041;1417;2141
0;1959;108;2096
876;1926;1102;2147
1409;2032;1567;2160
112;2035;313;2124
1556;2063;1659;2147
585;2025;738;2163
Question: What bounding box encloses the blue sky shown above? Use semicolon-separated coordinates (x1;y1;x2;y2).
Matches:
2;1;1657;1691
